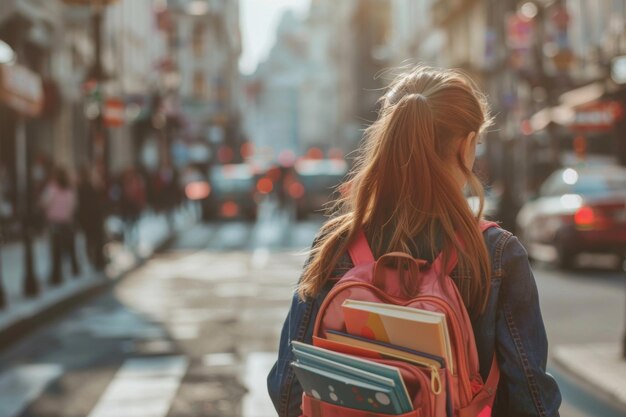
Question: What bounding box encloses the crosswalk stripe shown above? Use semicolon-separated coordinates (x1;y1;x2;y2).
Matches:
242;352;279;417
87;356;188;417
0;364;63;417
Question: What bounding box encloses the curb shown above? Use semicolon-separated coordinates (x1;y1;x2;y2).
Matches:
0;232;178;352
552;343;626;413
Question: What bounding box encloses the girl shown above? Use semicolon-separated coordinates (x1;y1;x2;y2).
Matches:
41;167;79;284
267;66;561;417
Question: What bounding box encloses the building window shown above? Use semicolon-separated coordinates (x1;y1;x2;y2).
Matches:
193;71;206;100
192;22;205;57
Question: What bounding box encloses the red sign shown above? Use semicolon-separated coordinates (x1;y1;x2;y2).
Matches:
103;98;125;128
507;14;534;50
551;6;571;30
571;101;623;131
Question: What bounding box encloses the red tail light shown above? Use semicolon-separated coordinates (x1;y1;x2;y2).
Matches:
185;182;211;200
574;206;595;228
256;177;273;194
288;181;305;199
221;201;239;217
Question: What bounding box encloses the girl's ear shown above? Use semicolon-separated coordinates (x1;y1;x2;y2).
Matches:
459;131;477;169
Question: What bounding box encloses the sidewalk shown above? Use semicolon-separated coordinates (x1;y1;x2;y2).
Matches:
0;205;198;344
553;343;626;412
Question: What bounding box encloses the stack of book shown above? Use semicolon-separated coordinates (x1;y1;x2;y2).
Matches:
291;299;452;414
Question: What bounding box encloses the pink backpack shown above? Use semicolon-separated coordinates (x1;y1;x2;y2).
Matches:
301;221;500;417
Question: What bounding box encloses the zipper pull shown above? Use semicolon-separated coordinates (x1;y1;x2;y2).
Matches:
430;366;442;395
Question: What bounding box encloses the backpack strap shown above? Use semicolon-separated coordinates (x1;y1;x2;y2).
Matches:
431;220;500;276
348;222;499;270
458;355;500;417
347;229;375;266
479;220;499;232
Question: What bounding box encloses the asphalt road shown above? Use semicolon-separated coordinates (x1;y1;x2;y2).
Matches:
0;202;624;417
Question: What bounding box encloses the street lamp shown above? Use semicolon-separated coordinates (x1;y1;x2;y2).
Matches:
0;40;16;65
62;0;119;180
0;39;14;308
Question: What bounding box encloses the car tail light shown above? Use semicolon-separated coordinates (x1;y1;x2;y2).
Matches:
574;206;615;230
257;177;273;194
221;201;239;217
185;181;211;200
288;181;305;199
574;206;595;228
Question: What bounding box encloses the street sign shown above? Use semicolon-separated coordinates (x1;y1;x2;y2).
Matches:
103;98;125;128
571;101;623;132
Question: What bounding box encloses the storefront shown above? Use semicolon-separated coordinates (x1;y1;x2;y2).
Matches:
0;62;43;225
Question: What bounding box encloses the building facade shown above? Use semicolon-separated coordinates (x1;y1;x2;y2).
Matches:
244;0;394;163
0;0;64;231
166;0;242;166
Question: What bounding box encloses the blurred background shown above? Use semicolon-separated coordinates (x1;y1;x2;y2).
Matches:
0;0;626;416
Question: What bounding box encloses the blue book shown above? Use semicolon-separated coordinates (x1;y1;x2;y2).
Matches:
293;349;411;413
291;341;413;412
291;361;405;414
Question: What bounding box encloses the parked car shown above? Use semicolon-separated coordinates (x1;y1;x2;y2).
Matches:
516;165;626;268
467;190;499;221
291;158;348;219
205;164;258;221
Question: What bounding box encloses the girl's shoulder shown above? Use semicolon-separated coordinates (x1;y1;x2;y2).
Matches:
482;224;513;251
481;224;515;279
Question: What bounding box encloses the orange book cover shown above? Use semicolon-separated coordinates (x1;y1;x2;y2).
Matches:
342;299;453;372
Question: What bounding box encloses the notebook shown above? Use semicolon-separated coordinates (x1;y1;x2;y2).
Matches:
342;299;454;373
324;329;445;371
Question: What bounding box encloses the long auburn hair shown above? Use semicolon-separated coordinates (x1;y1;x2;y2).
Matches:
298;66;494;316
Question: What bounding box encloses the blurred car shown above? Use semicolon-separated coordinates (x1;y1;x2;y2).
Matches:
467;190;499;221
516;165;626;268
205;163;258;221
290;158;348;219
180;166;210;199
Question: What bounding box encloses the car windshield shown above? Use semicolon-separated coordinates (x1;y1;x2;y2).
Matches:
295;159;348;191
540;168;626;197
572;175;626;195
211;165;253;193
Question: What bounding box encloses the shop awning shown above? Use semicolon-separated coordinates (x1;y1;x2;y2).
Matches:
529;104;575;131
0;63;43;117
529;81;610;132
559;82;605;108
0;0;62;30
0;1;63;49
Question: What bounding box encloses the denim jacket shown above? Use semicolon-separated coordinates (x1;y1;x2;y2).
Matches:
267;226;562;417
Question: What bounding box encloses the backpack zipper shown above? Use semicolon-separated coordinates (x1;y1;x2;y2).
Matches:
413;295;472;404
375;358;438;416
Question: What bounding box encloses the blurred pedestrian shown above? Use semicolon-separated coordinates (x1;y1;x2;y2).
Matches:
41;167;79;285
76;166;106;271
120;168;146;246
152;162;180;228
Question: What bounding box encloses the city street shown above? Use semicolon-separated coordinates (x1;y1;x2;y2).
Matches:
0;201;625;417
3;1;626;416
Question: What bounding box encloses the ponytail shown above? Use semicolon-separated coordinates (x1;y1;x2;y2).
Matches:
298;66;492;316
